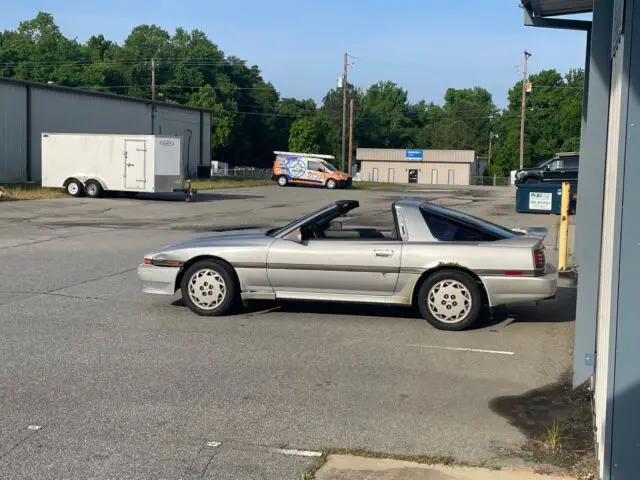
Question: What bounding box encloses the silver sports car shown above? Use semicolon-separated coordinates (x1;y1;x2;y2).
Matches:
138;198;557;331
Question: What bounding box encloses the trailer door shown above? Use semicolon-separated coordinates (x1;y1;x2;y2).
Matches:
124;140;147;189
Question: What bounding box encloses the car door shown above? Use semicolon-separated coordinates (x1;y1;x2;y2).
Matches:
266;238;401;297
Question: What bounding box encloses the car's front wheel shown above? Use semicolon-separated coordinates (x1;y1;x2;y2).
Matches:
326;178;337;189
180;259;237;316
416;270;482;331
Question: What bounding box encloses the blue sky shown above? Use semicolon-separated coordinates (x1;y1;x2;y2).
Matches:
2;0;589;108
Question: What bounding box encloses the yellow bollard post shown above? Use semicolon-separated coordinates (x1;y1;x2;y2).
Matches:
558;182;570;272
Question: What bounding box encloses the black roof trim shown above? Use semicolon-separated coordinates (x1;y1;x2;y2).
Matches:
0;76;211;114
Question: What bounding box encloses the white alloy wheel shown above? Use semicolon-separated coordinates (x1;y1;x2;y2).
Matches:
277;176;288;186
426;279;472;324
187;268;227;311
326;179;337;189
67;180;82;197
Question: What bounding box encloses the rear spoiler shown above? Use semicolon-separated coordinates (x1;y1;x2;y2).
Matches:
510;226;548;239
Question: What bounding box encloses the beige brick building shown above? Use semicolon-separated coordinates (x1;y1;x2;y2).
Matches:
356;148;475;185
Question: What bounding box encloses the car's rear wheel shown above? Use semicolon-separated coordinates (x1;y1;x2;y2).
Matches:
180;259;237;316
416;270;482;331
326;178;337;189
277;176;288;187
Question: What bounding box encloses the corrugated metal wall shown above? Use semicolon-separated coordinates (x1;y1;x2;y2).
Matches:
0;80;211;183
0;83;28;182
359;161;471;185
30;88;151;181
356;148;474;163
154;106;203;178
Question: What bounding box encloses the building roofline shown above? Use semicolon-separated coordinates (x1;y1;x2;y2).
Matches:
0;76;212;114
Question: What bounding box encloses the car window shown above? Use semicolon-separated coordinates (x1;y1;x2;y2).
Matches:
308;160;325;172
420;205;516;241
547;160;562;170
562;157;579;168
422;212;498;242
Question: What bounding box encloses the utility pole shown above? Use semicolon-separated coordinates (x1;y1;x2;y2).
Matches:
519;50;532;170
151;58;156;101
341;52;348;172
348;98;354;175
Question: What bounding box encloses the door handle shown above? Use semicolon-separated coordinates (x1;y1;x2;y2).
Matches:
374;249;393;257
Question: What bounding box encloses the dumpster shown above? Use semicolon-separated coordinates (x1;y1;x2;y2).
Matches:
516;183;576;214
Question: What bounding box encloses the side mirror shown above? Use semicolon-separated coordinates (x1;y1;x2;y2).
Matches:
283;228;302;244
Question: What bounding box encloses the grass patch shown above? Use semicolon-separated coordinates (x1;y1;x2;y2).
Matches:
0;184;66;201
190;177;273;190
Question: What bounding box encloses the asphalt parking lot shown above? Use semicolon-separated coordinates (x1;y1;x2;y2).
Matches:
0;184;576;479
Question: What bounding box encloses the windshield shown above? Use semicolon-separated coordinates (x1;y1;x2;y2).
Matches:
267;204;331;237
535;157;554;168
421;204;517;239
321;160;337;172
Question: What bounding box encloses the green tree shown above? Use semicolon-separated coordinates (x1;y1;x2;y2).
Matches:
288;117;322;152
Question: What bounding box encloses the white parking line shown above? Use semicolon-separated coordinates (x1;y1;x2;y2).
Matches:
357;341;515;356
271;448;323;457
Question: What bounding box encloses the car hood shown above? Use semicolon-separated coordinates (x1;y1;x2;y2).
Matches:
160;227;270;251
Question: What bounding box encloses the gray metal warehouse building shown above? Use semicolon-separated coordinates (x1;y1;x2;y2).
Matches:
522;0;640;479
0;77;212;183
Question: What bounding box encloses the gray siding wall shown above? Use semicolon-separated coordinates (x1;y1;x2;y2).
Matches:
0;81;210;183
0;83;28;182
202;113;212;166
154;106;203;178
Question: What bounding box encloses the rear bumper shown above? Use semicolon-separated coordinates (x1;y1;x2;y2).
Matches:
480;266;558;307
137;264;180;295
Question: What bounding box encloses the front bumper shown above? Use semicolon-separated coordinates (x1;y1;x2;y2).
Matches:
480;266;558;307
137;264;180;295
338;178;353;188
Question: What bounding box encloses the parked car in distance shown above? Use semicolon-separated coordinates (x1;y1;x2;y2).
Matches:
138;198;557;331
514;152;579;185
271;151;352;189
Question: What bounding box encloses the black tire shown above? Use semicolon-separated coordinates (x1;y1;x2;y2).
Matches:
277;176;288;187
524;177;540;184
416;269;482;331
326;178;337;189
65;179;84;197
180;259;238;317
84;180;103;198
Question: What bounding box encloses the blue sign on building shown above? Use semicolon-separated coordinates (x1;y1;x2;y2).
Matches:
405;149;423;161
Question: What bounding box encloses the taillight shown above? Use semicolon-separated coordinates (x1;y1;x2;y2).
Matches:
534;248;546;270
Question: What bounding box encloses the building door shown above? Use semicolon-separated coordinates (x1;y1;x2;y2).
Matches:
372;168;379;182
124;140;147;189
388;168;395;183
448;169;455;185
408;169;418;183
431;169;438;185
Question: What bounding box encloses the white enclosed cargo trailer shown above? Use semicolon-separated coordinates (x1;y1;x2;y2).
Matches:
41;133;194;199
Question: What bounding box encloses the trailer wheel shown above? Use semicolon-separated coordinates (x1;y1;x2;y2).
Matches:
65;179;84;197
84;180;103;198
